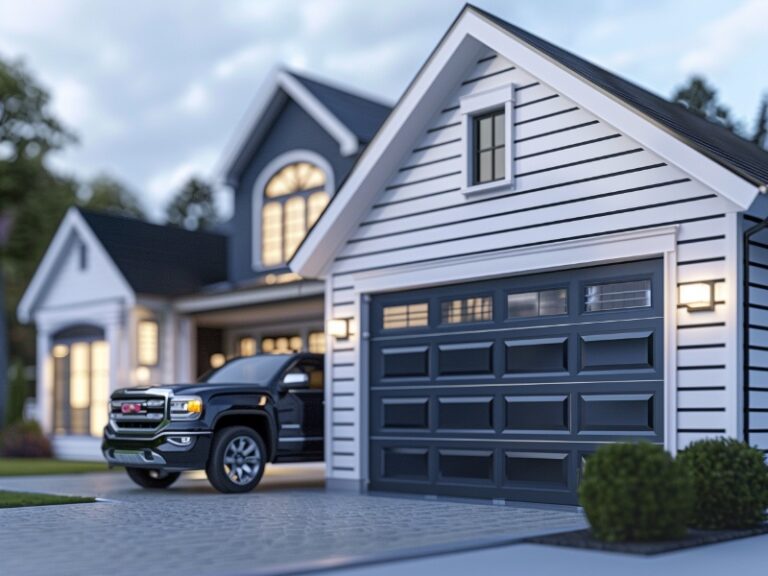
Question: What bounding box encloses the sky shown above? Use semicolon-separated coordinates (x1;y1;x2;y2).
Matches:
0;0;766;221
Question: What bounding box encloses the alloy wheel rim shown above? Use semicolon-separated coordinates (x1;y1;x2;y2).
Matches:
223;435;262;485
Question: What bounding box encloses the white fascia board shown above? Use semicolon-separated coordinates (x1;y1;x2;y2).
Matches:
173;280;324;314
277;72;360;157
468;10;758;208
17;208;135;323
291;8;759;278
291;17;486;278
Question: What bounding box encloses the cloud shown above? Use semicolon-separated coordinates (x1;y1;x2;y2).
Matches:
214;44;273;79
177;81;210;114
678;0;768;73
48;76;125;140
145;147;220;211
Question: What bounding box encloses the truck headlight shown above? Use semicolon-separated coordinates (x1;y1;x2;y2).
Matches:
170;396;203;420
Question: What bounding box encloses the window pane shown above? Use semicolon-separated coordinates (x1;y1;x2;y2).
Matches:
137;320;158;366
585;280;652;312
478;116;493;149
90;341;109;437
441;296;493;324
262;202;283;266
308;191;330;227
478;150;493;183
239;337;257;357
539;289;568;316
383;302;429;329
308;331;326;354
493;146;505;180
493;112;505;146
265;162;326;197
283;196;306;260
262;335;302;354
507;292;539;318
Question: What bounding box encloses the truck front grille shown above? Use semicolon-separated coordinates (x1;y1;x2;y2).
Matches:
110;395;167;433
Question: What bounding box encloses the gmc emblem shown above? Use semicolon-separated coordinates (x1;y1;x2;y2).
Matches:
121;403;143;414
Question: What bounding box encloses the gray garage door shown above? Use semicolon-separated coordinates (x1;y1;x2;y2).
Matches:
368;259;664;505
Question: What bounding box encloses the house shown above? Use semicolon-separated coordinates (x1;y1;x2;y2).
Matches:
291;5;768;505
16;69;391;459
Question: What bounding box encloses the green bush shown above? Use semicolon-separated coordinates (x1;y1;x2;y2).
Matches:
0;421;53;458
678;438;768;530
579;442;692;542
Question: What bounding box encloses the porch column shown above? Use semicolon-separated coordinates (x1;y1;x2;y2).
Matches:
35;328;53;433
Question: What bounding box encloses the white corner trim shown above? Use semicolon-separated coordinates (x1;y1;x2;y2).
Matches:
352;225;679;294
460;84;516;196
17;208;135;324
251;150;336;271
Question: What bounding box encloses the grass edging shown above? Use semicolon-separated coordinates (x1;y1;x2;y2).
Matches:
0;458;116;477
0;490;95;509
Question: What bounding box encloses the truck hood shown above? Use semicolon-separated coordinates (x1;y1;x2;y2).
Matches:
112;382;270;398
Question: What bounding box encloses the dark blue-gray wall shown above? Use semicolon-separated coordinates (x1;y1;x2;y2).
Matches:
228;97;358;283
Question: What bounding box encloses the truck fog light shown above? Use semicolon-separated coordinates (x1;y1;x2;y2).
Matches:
168;436;193;447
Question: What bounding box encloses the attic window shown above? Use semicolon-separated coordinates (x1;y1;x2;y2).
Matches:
459;84;515;196
79;242;88;271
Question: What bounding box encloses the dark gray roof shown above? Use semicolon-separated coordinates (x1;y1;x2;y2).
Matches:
287;71;392;144
79;209;228;296
469;4;768;187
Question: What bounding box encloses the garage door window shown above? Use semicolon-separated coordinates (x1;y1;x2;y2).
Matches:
441;296;492;324
585;279;651;312
507;288;567;318
383;303;429;330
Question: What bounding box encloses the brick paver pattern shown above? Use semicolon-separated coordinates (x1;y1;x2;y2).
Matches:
0;466;586;576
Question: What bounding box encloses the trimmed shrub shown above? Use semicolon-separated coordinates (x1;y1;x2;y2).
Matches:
678;438;768;529
579;442;692;542
0;420;53;458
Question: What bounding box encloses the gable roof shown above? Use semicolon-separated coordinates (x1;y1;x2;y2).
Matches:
220;68;392;186
472;5;768;188
290;5;765;278
79;209;228;296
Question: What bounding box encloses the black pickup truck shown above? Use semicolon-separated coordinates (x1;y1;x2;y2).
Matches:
102;353;324;493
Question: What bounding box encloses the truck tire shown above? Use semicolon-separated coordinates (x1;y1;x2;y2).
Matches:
125;467;181;489
206;426;266;493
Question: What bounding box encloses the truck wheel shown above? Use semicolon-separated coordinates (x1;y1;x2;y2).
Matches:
125;467;181;489
206;426;266;493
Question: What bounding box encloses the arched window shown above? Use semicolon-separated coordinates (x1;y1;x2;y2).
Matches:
261;162;330;266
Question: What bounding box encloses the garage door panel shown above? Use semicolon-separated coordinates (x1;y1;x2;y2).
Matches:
436;396;494;431
437;342;494;375
369;259;664;505
505;336;569;374
504;394;570;432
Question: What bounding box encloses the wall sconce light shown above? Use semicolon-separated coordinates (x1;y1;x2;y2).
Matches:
135;366;151;385
327;318;350;339
679;282;715;311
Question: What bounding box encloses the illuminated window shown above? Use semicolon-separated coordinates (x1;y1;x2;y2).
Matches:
137;320;159;366
308;331;326;354
441;296;492;324
261;335;302;354
239;337;257;357
90;341;110;436
261;162;328;266
382;303;429;330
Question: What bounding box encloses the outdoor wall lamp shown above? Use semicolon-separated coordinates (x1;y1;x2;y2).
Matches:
135;366;151;385
327;318;350;339
679;282;715;311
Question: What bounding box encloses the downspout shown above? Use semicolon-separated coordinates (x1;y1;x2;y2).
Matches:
743;184;768;445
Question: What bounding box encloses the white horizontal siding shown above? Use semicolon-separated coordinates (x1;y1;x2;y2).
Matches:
324;51;743;480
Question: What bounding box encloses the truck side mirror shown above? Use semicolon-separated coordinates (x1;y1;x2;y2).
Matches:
280;372;309;391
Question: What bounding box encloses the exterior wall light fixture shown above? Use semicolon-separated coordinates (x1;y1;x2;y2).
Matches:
327;318;350;339
679;282;715;311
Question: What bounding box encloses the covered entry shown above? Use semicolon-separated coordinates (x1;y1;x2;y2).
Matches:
368;259;664;505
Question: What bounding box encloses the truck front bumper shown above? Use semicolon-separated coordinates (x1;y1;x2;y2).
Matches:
102;427;212;472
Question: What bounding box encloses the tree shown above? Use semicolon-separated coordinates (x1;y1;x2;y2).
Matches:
165;177;219;231
80;174;146;219
752;94;768;150
673;75;740;133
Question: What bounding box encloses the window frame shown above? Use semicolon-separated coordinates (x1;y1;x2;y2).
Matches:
505;287;569;321
459;84;515;197
472;110;506;185
581;277;654;314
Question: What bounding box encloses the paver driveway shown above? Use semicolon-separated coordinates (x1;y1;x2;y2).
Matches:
0;463;586;576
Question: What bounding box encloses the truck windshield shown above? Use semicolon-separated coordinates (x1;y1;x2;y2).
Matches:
201;355;290;385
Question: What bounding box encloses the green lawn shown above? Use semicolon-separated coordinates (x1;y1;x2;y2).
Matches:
0;490;95;509
0;458;116;476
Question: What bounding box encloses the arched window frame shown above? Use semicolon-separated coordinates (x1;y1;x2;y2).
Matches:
252;150;335;270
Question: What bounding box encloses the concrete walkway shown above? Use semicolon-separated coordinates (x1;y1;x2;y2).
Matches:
0;464;586;576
